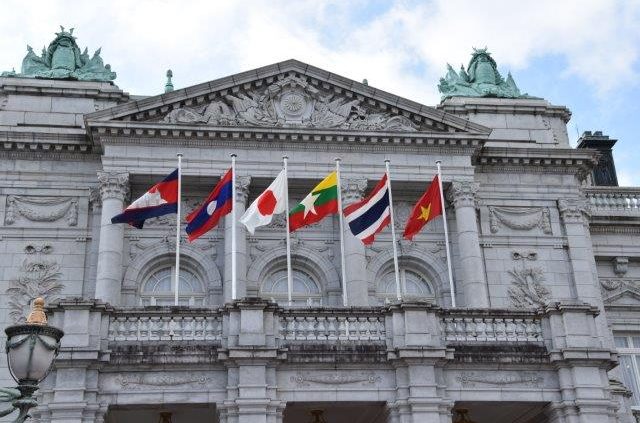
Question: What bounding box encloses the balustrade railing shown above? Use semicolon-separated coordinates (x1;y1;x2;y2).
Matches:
278;309;386;343
441;310;543;343
585;187;640;215
108;309;223;342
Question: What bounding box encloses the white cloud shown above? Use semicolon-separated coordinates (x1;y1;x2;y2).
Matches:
1;0;637;102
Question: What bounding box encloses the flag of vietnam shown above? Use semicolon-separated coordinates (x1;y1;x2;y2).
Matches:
403;175;443;240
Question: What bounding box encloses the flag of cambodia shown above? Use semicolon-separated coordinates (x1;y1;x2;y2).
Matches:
186;168;233;241
111;169;179;229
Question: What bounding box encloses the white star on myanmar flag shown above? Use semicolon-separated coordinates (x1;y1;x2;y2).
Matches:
300;192;320;218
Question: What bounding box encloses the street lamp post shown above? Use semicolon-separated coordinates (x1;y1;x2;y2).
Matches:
1;298;64;423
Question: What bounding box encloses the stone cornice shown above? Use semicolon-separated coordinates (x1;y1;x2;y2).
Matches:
0;77;130;101
0;129;96;156
437;97;572;123
475;146;599;179
88;122;487;155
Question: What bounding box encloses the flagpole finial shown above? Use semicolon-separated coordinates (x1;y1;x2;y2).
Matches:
282;155;289;160
177;152;183;157
334;157;341;163
230;153;237;158
435;160;442;164
384;159;390;164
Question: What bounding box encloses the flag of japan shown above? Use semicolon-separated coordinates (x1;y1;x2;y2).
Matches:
240;169;287;234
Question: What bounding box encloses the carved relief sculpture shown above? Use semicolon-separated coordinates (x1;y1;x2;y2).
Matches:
7;245;64;323
488;206;552;234
508;267;550;307
5;195;78;226
162;75;419;131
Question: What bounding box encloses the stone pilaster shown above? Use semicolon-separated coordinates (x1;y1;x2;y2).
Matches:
224;176;251;303
558;198;612;343
446;181;488;307
94;171;129;305
341;178;369;305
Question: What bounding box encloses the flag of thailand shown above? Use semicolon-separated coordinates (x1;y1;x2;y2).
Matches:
343;174;390;245
186;168;233;241
111;169;179;229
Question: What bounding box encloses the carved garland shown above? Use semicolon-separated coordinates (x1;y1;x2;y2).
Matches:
5;195;78;226
488;206;551;234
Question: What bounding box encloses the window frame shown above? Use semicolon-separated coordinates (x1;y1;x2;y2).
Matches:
140;265;206;307
615;334;640;410
377;267;435;303
261;268;323;306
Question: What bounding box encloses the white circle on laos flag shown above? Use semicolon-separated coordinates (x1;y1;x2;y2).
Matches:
206;200;217;215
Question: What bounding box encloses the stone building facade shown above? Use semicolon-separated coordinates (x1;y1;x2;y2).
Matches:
1;33;639;423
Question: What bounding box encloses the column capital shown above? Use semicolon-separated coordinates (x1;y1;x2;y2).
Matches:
97;171;129;202
342;178;368;204
236;175;251;204
558;198;590;225
446;180;479;209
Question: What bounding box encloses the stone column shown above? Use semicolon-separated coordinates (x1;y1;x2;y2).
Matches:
224;176;251;303
341;178;369;305
94;172;129;305
446;181;489;307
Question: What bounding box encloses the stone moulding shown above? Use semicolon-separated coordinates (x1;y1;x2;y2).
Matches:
476;147;598;180
5;195;78;226
115;375;211;390
290;371;381;387
455;371;543;387
88;123;486;156
488;206;552;234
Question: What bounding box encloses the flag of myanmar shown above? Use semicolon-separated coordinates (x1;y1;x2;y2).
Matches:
289;171;339;232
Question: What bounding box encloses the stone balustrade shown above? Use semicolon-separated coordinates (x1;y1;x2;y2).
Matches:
101;306;550;348
278;308;387;344
441;309;543;343
585;187;640;215
107;308;223;342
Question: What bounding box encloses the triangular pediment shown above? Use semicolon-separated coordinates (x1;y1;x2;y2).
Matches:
85;59;489;135
603;285;640;307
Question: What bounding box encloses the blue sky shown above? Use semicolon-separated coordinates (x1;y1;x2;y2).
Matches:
1;0;638;185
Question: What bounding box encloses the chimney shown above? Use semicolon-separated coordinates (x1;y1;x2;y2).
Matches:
577;131;618;186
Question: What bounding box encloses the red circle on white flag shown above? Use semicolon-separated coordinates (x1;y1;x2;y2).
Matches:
257;190;277;215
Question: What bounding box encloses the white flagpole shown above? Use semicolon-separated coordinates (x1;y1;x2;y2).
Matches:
436;160;456;308
231;153;238;301
384;159;402;302
335;158;348;307
174;153;183;306
283;156;293;306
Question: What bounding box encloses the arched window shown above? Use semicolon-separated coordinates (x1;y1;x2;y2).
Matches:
378;268;434;303
141;267;205;306
261;268;322;306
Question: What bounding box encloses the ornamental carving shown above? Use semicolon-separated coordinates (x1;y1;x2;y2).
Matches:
115;374;211;390
446;181;479;209
290;371;381;387
235;176;251;203
5;196;78;226
488;206;551;234
97;171;129;201
613;257;628;276
8;245;63;323
507;267;550;308
162;75;420;131
341;178;367;204
455;371;543;387
558;198;590;225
